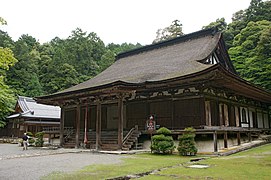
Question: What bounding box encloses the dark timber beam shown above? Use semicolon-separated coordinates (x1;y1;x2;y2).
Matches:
171;99;174;130
248;132;252;142
84;105;88;146
213;131;218;153
237;131;241;145
96;100;102;150
60;107;65;147
75;105;80;148
118;95;124;149
224;131;228;148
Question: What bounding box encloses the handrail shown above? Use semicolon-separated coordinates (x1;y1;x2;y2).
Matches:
122;127;135;145
64;128;74;142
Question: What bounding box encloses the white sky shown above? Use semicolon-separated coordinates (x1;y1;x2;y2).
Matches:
1;0;252;45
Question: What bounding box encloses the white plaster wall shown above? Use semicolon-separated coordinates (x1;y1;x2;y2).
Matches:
142;137;246;153
264;114;269;128
249;110;254;128
240;107;249;128
51;138;60;145
241;123;249;128
257;112;264;128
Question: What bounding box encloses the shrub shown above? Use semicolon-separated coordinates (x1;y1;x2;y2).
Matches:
26;132;33;137
177;127;197;156
156;127;172;135
28;138;35;145
35;132;44;147
26;132;35;146
151;127;175;154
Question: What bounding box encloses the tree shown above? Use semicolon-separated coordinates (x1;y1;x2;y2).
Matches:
6;34;43;96
202;18;227;32
40;62;79;94
0;17;17;127
107;42;142;55
177;127;197;156
0;75;16;128
201;1;271;90
35;132;44;147
43;28;106;90
225;0;271;48
229;20;271;91
245;0;271;23
0;17;7;25
153;20;184;43
250;26;271;90
150;127;175;154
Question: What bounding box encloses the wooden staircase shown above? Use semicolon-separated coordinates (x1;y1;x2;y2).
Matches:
63;126;142;151
122;126;142;151
63;128;76;148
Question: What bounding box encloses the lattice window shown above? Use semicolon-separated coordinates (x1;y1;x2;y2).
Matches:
200;53;219;65
241;108;248;123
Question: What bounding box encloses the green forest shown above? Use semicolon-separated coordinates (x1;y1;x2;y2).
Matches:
0;0;270;126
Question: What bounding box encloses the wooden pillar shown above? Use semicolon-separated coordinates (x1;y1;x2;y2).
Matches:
224;131;228;148
25;124;28;133
224;104;229;126
262;109;265;128
248;108;251;129
237;131;241;145
213;131;218;153
171;98;174;129
96;101;101;150
146;101;150;120
235;106;240;127
118;95;124;149
35;125;38;133
219;104;224;126
268;108;271;129
48;134;50;144
248;132;252;142
75;105;81;148
84;105;88;146
205;101;211;126
60;107;65;147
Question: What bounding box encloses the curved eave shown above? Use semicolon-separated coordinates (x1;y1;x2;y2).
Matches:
37;80;139;102
37;63;271;106
215;65;271;104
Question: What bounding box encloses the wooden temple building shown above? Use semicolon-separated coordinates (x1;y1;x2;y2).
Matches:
37;28;271;152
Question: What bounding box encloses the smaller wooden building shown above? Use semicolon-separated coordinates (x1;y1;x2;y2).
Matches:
7;96;60;137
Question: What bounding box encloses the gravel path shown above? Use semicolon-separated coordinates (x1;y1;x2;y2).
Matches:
0;144;125;180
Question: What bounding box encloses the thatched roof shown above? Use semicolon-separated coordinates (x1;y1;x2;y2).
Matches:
57;28;220;95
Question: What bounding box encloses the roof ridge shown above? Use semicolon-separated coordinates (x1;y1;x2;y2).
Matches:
18;96;35;102
116;27;219;60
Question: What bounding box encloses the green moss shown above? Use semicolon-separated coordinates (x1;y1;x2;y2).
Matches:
42;144;271;180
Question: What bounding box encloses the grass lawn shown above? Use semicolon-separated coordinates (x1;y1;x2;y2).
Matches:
43;144;271;180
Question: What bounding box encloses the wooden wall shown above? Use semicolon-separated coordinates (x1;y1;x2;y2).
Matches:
174;98;203;128
126;98;204;130
126;102;147;130
64;109;76;128
150;101;172;128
